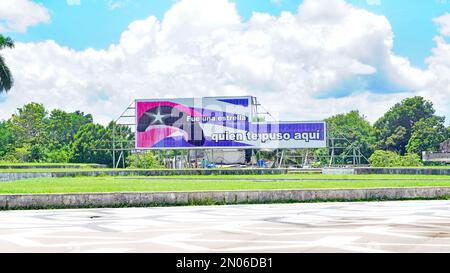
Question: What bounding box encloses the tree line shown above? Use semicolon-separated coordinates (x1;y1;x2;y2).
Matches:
0;102;132;165
322;96;450;166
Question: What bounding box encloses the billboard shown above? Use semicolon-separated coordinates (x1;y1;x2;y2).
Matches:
135;97;326;149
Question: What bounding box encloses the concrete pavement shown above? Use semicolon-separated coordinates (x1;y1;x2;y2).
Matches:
1;201;450;252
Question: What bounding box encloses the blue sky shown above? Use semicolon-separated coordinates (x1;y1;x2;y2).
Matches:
7;0;450;68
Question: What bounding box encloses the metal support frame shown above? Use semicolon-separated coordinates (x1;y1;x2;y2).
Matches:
112;101;136;169
93;101;137;169
277;139;367;168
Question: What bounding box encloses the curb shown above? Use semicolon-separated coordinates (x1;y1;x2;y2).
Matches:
1;187;450;210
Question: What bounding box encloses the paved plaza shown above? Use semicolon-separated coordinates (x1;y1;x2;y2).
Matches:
1;200;450;252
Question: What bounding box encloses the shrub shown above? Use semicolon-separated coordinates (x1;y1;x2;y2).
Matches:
369;150;423;167
0;154;19;163
126;152;158;169
368;150;399;167
13;144;32;162
44;149;71;163
311;161;322;168
399;153;423;167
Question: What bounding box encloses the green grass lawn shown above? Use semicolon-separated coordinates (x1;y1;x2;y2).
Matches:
1;174;450;194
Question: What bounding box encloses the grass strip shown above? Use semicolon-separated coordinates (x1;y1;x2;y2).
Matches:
2;176;450;194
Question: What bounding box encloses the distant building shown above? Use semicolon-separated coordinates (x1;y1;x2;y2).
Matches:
422;139;450;163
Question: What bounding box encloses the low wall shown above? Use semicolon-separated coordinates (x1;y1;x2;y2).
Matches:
355;168;450;175
0;168;292;182
0;172;53;182
322;168;356;175
1;187;450;209
422;152;450;163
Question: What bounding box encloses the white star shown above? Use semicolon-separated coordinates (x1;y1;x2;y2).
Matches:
144;107;168;125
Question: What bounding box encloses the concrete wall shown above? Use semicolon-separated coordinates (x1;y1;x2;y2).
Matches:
1;187;450;209
0;168;291;182
322;168;356;175
0;172;53;182
422;152;450;163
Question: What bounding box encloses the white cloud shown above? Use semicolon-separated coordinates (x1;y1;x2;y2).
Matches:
0;0;50;33
67;0;129;9
1;0;450;126
434;13;450;37
67;0;81;6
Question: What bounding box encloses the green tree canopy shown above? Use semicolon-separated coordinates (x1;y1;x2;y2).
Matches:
70;123;112;165
42;109;93;163
70;121;133;166
0;121;15;158
374;96;437;155
6;103;96;163
406;116;449;155
8;102;49;161
47;109;93;149
325;110;376;162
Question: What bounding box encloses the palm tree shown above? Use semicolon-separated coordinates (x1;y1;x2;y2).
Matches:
0;35;14;93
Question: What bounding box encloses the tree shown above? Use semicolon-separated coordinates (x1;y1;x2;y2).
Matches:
0;35;14;93
374;96;437;155
0;121;15;158
69;121;132;166
8;103;49;161
406;116;449;155
9;103;47;142
325;110;376;163
47;109;93;148
44;109;93;163
70;123;112;165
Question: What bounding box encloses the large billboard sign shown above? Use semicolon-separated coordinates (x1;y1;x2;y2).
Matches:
135;97;326;149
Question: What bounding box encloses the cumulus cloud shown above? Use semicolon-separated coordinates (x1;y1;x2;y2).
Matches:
434;13;450;37
0;0;50;32
1;0;450;125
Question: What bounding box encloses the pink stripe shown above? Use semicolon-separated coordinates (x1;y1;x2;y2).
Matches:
137;126;188;147
136;101;204;121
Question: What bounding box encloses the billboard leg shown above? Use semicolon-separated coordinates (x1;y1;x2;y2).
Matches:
279;150;285;169
187;150;190;169
112;124;116;169
195;150;198;168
